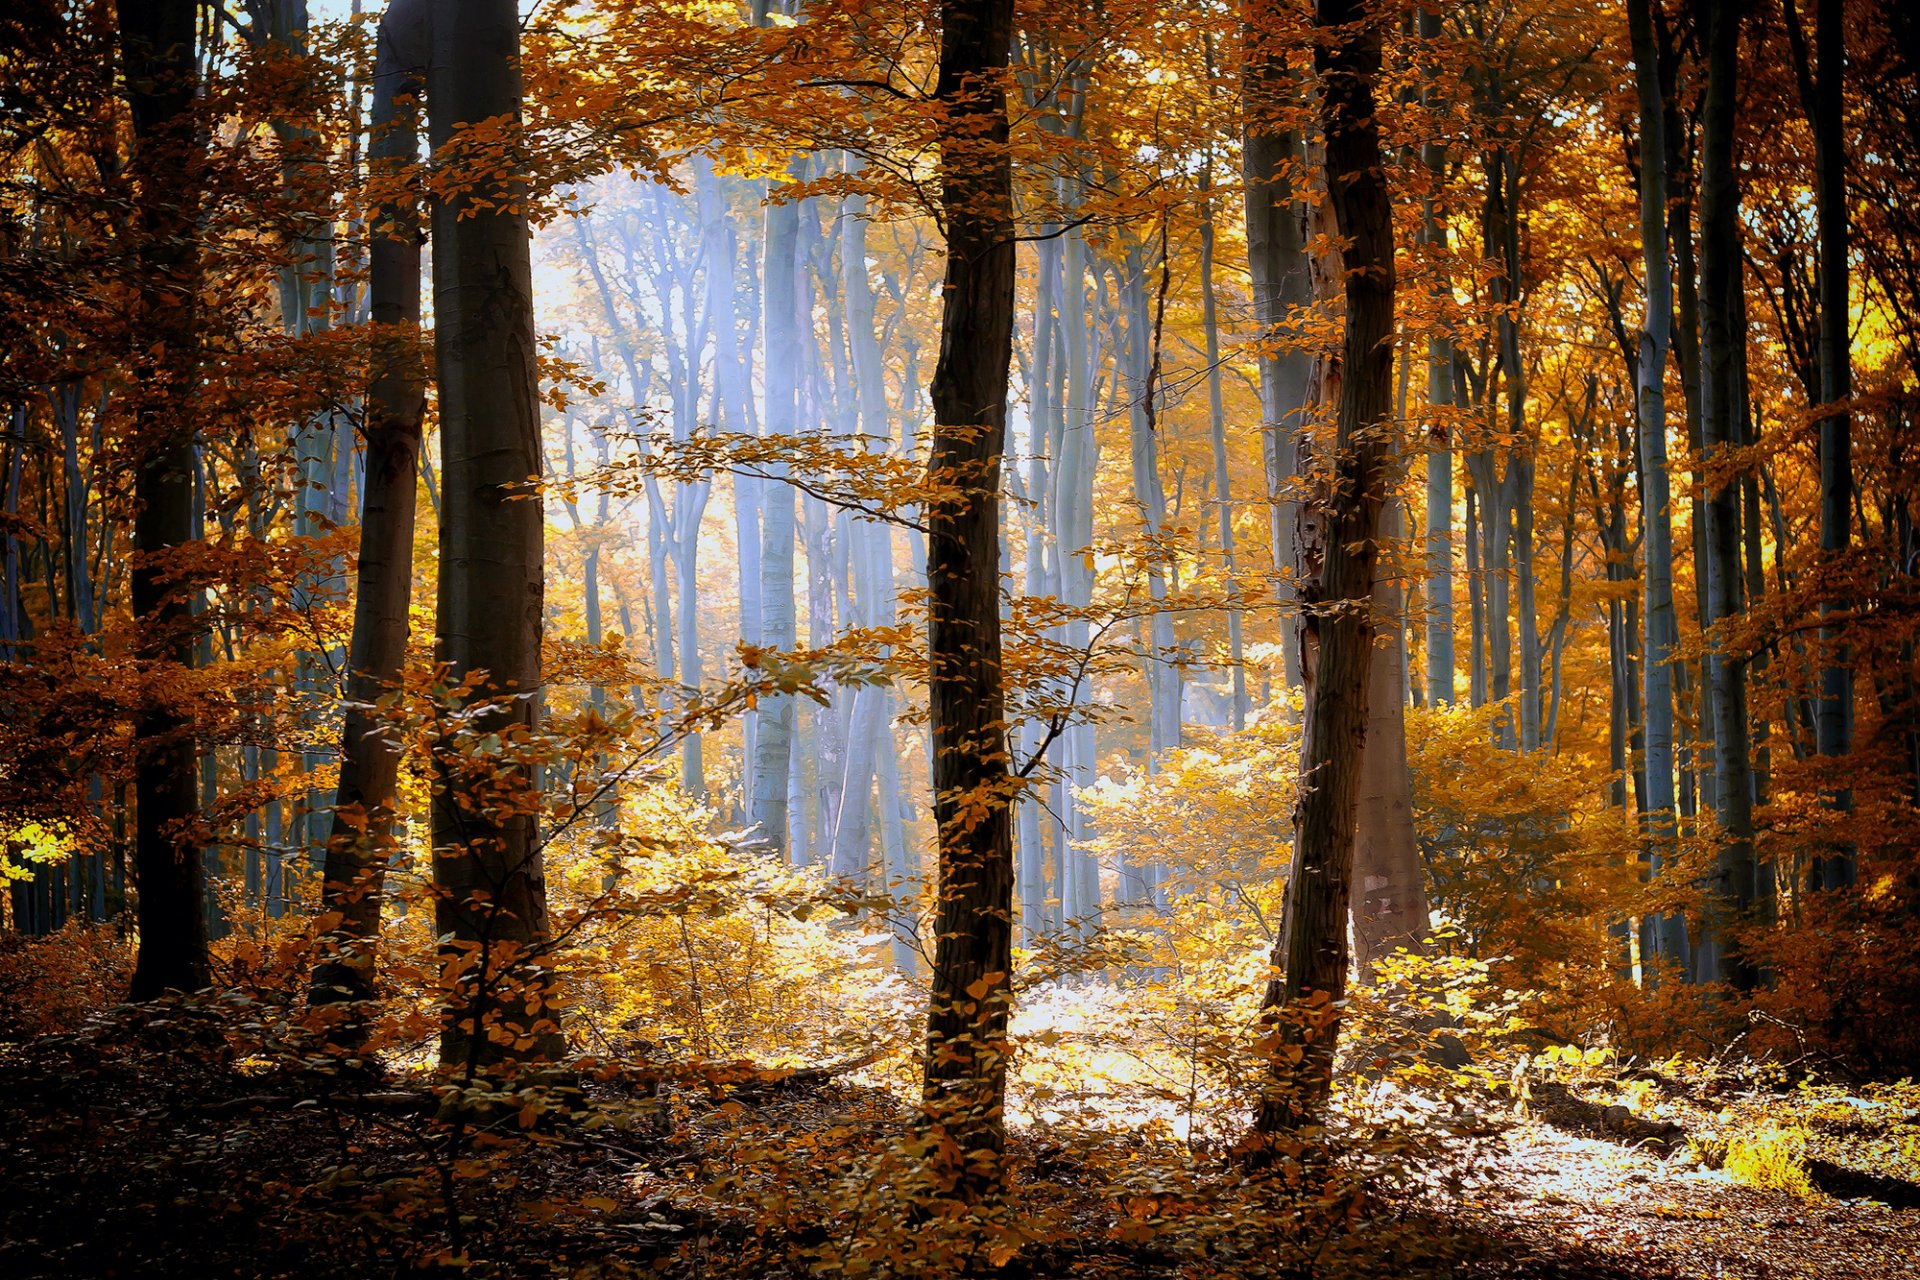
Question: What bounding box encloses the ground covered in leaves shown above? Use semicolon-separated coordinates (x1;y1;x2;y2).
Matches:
0;1007;1914;1279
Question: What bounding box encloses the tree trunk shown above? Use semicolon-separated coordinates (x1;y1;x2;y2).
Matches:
750;163;803;863
1695;0;1758;986
1242;0;1312;692
121;0;210;1000
1352;494;1430;979
1627;0;1689;973
1786;0;1854;888
310;0;429;1035
1250;0;1395;1146
1199;159;1249;729
921;0;1017;1195
428;0;564;1070
1418;3;1455;708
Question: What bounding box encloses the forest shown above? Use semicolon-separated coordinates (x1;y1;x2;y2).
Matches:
0;0;1917;1275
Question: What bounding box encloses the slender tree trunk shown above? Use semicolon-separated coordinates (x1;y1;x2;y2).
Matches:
1627;0;1689;973
1242;0;1312;691
921;0;1017;1194
751;163;803;862
1696;0;1758;987
310;0;429;1033
1419;4;1456;707
1786;0;1854;888
1199;161;1249;730
122;0;210;1000
1251;0;1395;1145
1352;492;1430;979
1055;213;1097;930
428;0;564;1069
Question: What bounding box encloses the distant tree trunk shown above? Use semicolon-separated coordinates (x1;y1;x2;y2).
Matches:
1250;0;1395;1145
1016;190;1059;938
1199;157;1249;729
1055;213;1098;929
921;0;1017;1195
1695;0;1758;987
1352;492;1430;979
1627;0;1688;973
1125;236;1180;772
1418;3;1455;708
751;163;803;863
1242;0;1312;692
427;0;564;1070
1786;0;1854;888
121;0;210;1000
311;0;429;1032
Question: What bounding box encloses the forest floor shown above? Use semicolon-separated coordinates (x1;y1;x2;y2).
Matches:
0;1007;1915;1278
1465;1119;1920;1279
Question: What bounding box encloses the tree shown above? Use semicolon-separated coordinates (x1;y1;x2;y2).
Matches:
121;0;209;1001
1695;0;1759;985
427;0;565;1070
1242;0;1312;691
1785;0;1855;890
311;0;430;1035
1625;0;1687;972
1249;0;1396;1145
920;0;1017;1197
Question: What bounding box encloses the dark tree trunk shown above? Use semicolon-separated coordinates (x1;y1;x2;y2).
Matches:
921;0;1017;1197
1250;0;1395;1146
427;0;564;1070
311;0;430;1036
1787;0;1854;888
1696;0;1759;987
121;0;210;1001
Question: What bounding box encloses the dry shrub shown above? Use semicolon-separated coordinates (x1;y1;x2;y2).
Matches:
0;921;131;1039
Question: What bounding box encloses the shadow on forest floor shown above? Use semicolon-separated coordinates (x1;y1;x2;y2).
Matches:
0;1018;1914;1280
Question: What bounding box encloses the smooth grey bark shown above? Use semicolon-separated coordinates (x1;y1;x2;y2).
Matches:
311;0;429;1029
1055;213;1098;930
750;163;803;863
1124;238;1180;773
1242;1;1312;692
1015;160;1060;938
427;0;564;1068
697;160;757;803
1199;158;1249;729
1627;0;1689;973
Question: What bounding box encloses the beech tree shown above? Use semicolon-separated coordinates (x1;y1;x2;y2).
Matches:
120;0;208;1001
920;0;1018;1194
1250;0;1397;1144
426;0;565;1069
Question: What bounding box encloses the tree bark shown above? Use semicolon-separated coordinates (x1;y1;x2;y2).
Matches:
1696;0;1758;986
1785;0;1854;889
1626;0;1689;973
121;0;210;1000
921;0;1017;1195
1242;0;1312;692
1352;495;1431;979
311;0;430;1031
428;0;564;1070
750;162;803;863
1250;0;1395;1146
